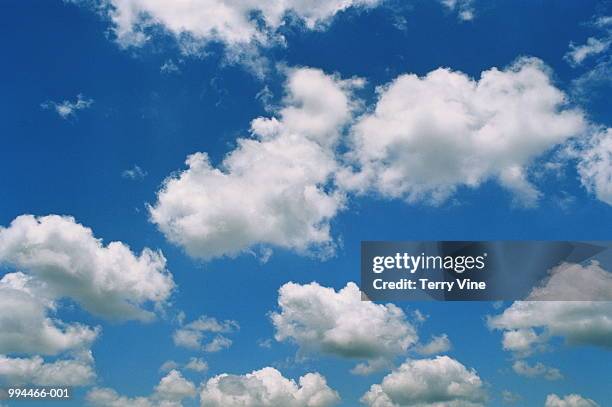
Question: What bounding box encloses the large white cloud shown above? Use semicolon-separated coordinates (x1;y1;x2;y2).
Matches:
0;351;96;387
87;369;196;407
488;262;612;354
360;356;487;407
0;214;175;321
576;128;612;205
338;57;586;206
545;394;600;407
199;366;339;407
150;68;361;259
0;272;99;355
271;282;417;370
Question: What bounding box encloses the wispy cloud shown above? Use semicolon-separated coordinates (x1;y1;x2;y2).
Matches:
41;94;93;119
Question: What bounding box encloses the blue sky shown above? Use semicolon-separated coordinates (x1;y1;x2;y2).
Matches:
1;1;611;406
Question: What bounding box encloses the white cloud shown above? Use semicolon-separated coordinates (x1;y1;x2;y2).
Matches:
0;214;175;321
0;272;99;355
500;328;545;357
199;366;339;407
360;356;487;407
414;334;451;355
338;57;586;207
439;0;475;21
511;360;563;381
160;59;181;74
122;165;148;180
173;315;238;352
271;282;417;370
488;262;612;354
185;357;208;372
576;128;612;205
41;94;93;119
501;390;521;404
565;16;611;66
150;68;361;260
0;351;95;386
545;394;600;407
87;369;196;407
73;0;379;72
566;37;611;66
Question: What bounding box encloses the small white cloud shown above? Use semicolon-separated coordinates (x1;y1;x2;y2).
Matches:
271;282;418;371
361;356;487;407
500;328;546;357
258;338;273;349
41;94;93;119
439;0;475;21
512;360;563;381
565;16;612;66
566;37;611;66
199;367;340;407
501;390;522;404
185;357;208;372
160;59;181;74
173;315;238;352
545;393;600;407
122;165;148;180
415;334;452;355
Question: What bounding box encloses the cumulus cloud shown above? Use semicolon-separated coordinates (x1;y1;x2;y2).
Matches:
185;357;208;372
576;128;612;205
488;262;612;355
360;356;487;407
150;68;361;260
41;94;93;119
338;57;585;207
500;328;545;357
545;394;600;407
199;366;339;407
414;334;451;355
173;315;238;352
87;369;196;407
71;0;379;72
0;214;175;321
0;272;99;355
511;360;563;381
439;0;475;21
0;351;95;386
271;282;417;371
